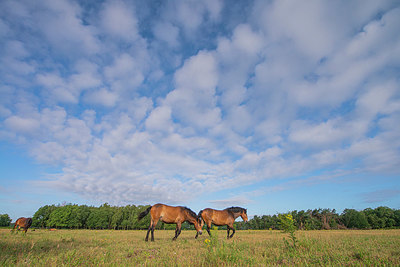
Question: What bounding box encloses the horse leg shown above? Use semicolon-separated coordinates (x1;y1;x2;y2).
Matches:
145;218;155;241
145;223;152;241
227;226;230;239
177;225;182;238
206;223;212;236
229;226;236;239
151;217;160;242
173;222;182;240
150;224;156;242
10;223;17;234
173;226;178;240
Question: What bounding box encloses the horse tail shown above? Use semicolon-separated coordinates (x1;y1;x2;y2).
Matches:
26;218;32;228
138;206;152;221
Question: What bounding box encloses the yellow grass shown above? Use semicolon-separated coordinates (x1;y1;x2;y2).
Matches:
1;229;400;266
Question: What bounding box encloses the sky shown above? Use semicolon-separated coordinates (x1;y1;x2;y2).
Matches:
1;0;400;221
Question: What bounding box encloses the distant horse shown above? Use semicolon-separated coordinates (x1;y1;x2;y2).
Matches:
198;207;248;239
138;203;203;241
11;217;32;234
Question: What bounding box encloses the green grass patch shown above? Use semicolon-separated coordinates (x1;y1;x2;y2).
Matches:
1;229;400;265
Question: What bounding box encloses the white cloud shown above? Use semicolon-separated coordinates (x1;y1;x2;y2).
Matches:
203;0;223;20
356;81;398;119
231;24;263;55
69;60;102;91
208;195;252;208
4;116;40;135
165;51;221;130
0;0;399;208
104;53;144;92
173;1;206;32
145;106;173;133
362;189;400;203
153;22;180;48
36;72;80;104
289;119;353;148
99;0;138;41
162;0;223;38
290;7;400;108
35;0;100;55
31;142;65;164
83;88;118;107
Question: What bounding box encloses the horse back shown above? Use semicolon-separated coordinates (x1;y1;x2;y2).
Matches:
202;208;233;226
151;204;182;223
15;217;32;228
15;217;25;226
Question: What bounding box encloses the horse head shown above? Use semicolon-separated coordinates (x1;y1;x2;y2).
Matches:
195;216;203;235
241;209;248;222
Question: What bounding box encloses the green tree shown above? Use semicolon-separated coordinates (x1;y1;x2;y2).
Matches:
0;214;12;227
364;208;380;229
76;205;91;229
303;209;322;230
87;203;115;229
47;205;73;228
32;205;57;228
111;207;124;229
394;209;400;227
341;209;370;229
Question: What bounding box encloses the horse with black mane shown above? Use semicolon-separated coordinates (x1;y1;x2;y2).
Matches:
198;207;248;239
138;203;203;241
11;217;32;234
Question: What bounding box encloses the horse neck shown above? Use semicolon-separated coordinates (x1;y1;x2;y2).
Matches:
184;212;198;225
231;212;242;219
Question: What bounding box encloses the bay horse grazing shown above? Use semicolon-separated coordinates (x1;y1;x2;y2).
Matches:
11;217;32;234
137;203;203;241
198;207;248;239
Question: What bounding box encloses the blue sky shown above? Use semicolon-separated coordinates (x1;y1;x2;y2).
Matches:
1;0;400;221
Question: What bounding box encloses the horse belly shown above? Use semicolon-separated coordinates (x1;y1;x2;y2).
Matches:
160;214;177;224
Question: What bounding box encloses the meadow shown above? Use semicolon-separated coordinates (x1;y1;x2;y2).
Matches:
1;228;400;266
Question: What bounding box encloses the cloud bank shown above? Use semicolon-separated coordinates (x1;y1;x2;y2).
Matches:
0;0;399;206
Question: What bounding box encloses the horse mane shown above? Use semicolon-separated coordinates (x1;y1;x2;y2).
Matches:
224;206;246;214
180;206;201;224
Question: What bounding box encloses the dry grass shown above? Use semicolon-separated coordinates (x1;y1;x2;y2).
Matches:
1;229;400;266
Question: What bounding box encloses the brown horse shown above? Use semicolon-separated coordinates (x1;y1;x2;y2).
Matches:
11;217;32;234
198;207;248;239
138;203;203;241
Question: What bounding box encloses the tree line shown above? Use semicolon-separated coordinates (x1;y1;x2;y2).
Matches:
234;207;400;230
1;205;399;230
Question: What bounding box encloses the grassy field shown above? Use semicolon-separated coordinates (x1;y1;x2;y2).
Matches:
1;228;400;266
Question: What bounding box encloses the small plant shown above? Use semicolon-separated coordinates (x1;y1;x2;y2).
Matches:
202;226;248;264
204;227;219;250
279;213;298;250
